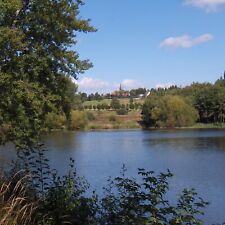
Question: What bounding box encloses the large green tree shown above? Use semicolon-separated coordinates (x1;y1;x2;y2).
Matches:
144;80;225;126
142;94;198;128
0;0;96;146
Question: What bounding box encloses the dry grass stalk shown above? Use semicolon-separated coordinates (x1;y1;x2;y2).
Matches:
0;171;37;225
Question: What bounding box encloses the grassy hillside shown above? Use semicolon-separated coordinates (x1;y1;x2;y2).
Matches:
87;110;142;129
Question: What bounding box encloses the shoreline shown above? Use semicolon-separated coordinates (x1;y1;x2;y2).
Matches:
47;124;225;133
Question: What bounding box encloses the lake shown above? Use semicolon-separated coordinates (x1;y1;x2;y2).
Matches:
1;129;225;224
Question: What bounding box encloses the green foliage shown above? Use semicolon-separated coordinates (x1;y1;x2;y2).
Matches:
99;166;208;225
0;0;95;146
134;102;141;110
38;161;98;225
193;84;225;123
129;102;135;110
17;144;98;225
142;93;198;128
73;94;85;111
144;81;225;126
116;108;128;115
69;110;88;130
86;111;96;121
129;88;147;98
45;112;66;130
97;104;102;111
110;98;121;110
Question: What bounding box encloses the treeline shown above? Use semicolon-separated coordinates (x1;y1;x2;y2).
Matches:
83;99;142;112
78;87;148;102
142;78;225;128
45;98;143;130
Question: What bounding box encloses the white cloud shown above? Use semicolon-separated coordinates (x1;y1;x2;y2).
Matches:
121;79;144;90
75;77;144;93
75;77;112;93
184;0;225;12
155;83;175;89
160;34;213;49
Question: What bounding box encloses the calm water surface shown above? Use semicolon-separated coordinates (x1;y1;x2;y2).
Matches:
1;129;225;224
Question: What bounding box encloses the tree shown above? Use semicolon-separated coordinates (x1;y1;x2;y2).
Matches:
110;98;121;110
79;92;88;102
0;0;96;146
130;88;147;97
142;93;198;128
164;95;198;127
94;92;102;101
193;83;225;123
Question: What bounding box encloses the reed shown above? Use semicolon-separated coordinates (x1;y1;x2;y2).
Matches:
0;172;36;225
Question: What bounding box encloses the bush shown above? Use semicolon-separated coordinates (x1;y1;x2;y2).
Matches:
101;103;109;110
97;104;102;111
129;103;134;110
86;111;96;121
69;111;88;130
110;98;121;110
109;115;116;122
45;112;66;130
99;167;208;225
116;108;128;115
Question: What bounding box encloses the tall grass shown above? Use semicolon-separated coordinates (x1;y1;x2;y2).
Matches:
0;172;36;225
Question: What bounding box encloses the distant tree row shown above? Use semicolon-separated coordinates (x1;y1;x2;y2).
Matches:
142;78;225;127
77;88;148;102
83;99;142;111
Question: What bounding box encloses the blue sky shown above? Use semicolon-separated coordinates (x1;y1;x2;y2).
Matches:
75;0;225;93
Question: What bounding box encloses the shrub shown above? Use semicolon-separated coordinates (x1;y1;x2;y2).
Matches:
101;103;109;110
129;103;134;110
109;115;116;122
97;104;102;111
110;98;121;110
116;108;128;115
99;167;208;225
86;112;96;121
18;145;98;225
69;111;88;130
45;112;66;130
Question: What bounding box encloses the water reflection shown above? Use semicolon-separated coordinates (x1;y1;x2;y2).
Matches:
146;136;225;151
1;129;225;224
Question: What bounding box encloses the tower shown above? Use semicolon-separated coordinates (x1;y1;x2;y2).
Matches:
119;84;122;91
